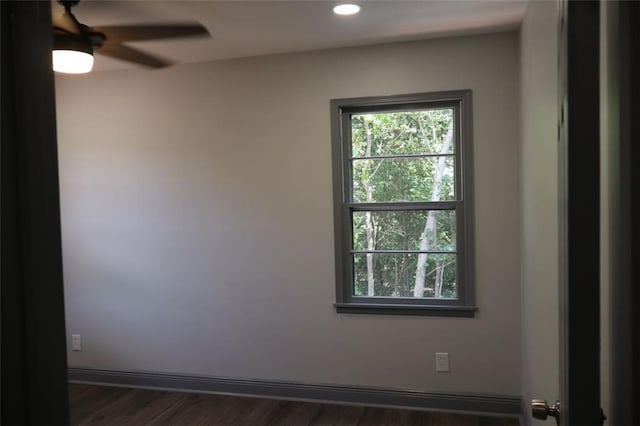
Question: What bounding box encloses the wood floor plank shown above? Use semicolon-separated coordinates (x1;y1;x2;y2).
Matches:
68;383;520;426
70;384;132;424
478;415;521;426
308;403;365;426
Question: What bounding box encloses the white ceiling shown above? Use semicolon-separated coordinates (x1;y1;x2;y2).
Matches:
52;0;528;72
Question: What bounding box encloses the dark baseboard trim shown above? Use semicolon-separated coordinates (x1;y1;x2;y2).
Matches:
68;367;522;417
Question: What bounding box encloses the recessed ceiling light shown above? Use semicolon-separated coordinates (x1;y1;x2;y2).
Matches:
333;3;361;16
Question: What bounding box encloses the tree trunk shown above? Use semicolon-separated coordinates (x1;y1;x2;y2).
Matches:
413;119;453;297
364;119;376;296
434;260;445;298
365;211;375;296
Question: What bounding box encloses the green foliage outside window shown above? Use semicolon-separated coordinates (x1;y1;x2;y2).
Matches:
349;109;457;299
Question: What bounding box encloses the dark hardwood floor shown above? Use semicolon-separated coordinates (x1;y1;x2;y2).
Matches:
69;383;520;425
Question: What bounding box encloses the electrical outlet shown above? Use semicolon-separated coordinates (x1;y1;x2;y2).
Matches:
435;352;449;372
71;334;82;351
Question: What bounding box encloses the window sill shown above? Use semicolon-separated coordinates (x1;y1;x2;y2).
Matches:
334;303;477;317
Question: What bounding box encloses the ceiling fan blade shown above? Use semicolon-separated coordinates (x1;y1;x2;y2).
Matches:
92;23;210;43
97;43;174;69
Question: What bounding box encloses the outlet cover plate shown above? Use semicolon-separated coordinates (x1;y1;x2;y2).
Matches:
435;352;449;372
71;334;82;351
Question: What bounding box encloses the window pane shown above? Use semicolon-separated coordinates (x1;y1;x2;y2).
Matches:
352;210;456;252
353;253;457;298
352;156;455;202
351;109;455;157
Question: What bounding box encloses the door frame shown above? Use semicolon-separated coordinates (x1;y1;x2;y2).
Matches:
1;2;70;423
609;0;640;423
558;0;602;424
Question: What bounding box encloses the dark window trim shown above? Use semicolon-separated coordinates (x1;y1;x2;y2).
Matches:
331;90;475;317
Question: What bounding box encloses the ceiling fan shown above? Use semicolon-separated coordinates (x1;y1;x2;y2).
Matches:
52;0;210;74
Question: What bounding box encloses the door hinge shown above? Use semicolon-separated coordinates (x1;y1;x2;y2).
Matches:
600;407;607;425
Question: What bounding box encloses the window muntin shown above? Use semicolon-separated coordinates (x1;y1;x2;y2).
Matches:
331;91;474;316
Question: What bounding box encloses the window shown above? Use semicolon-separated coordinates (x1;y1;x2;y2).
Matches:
331;90;475;316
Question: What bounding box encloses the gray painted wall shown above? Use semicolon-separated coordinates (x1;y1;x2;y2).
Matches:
519;1;560;422
56;32;521;395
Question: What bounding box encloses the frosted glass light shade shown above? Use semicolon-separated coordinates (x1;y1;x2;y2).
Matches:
53;50;94;74
333;4;361;15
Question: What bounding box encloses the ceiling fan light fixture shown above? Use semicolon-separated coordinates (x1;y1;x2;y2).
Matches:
333;3;361;16
52;35;94;74
53;50;94;74
52;0;211;72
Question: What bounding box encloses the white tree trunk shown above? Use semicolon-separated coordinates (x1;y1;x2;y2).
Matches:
364;120;376;296
434;260;445;298
413;120;453;298
365;212;375;296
